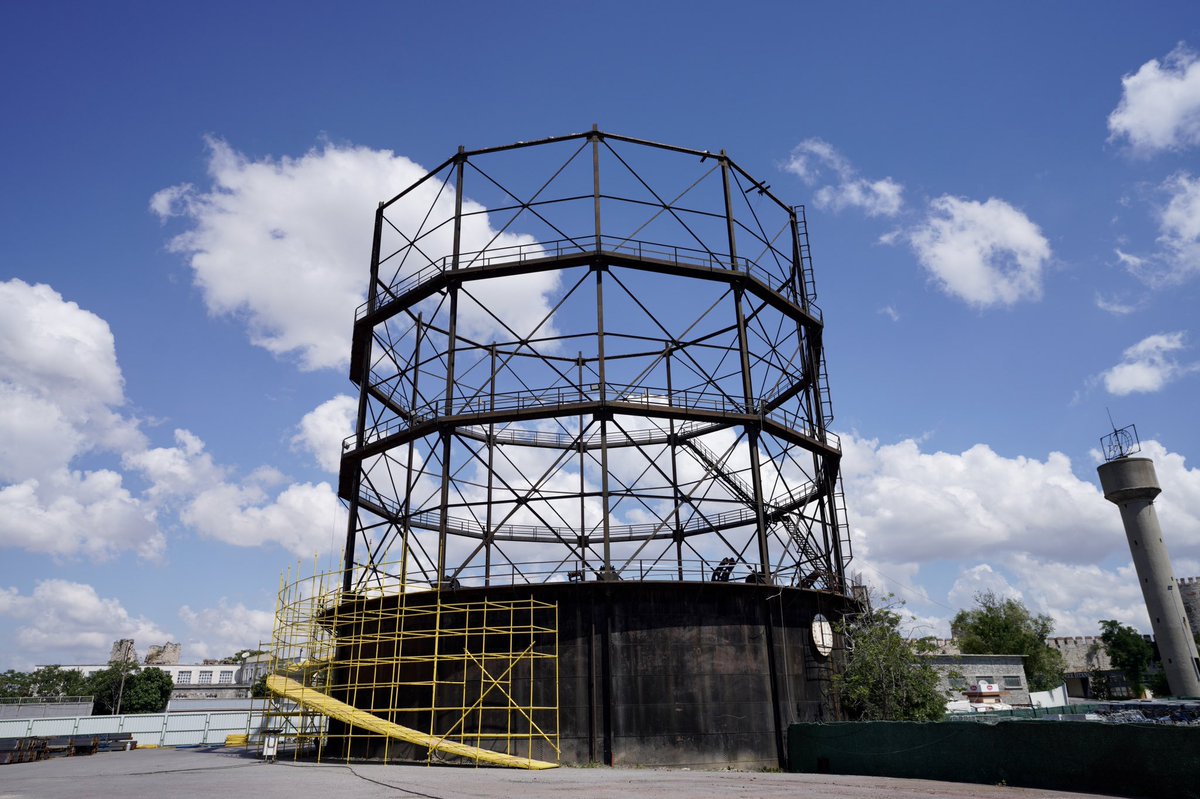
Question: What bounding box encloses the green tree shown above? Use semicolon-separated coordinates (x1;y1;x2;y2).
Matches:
0;669;32;698
834;596;948;721
951;591;1065;692
86;661;141;715
1098;619;1154;698
121;668;174;713
87;664;175;715
27;666;89;698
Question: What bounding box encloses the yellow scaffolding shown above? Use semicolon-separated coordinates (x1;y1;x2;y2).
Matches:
259;560;559;769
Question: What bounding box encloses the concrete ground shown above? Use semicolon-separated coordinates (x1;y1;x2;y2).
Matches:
0;748;1121;799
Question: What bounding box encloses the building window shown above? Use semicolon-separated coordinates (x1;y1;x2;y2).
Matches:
199;671;213;685
176;671;192;684
1003;675;1022;689
219;671;233;684
975;675;994;685
949;674;968;690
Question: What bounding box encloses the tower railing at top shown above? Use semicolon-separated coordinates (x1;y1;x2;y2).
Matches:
357;234;822;322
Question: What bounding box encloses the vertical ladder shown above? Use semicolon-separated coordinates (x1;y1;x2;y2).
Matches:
797;205;818;307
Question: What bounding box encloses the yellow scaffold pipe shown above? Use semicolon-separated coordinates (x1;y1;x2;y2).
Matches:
265;675;558;770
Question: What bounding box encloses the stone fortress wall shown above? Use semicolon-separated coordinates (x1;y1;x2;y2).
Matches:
1179;576;1200;637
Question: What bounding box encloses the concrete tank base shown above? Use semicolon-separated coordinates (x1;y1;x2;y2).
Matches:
325;581;854;768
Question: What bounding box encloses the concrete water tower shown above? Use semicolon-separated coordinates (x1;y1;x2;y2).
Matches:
1097;424;1200;697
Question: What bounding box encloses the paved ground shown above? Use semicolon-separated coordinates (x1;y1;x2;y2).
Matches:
0;748;1120;799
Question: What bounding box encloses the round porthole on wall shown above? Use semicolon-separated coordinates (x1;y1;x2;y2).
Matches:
811;613;834;657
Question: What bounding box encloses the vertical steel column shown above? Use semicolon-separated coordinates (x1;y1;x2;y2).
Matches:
721;152;772;583
666;347;684;581
592;130;613;579
577;353;587;574
436;148;466;588
484;344;497;586
399;314;424;586
343;202;385;591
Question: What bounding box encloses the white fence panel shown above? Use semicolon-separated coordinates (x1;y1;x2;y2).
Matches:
1;710;258;748
206;712;251;744
29;718;77;736
75;716;122;735
162;713;207;747
0;719;32;738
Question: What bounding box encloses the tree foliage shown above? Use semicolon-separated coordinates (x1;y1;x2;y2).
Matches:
834;596;947;721
0;663;171;713
951;591;1065;692
120;667;174;714
0;666;89;699
86;662;140;715
1098;619;1153;698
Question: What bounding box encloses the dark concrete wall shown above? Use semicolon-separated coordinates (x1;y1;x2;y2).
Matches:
789;720;1200;799
330;582;852;767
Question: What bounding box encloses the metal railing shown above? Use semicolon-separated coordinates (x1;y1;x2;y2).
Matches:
346;381;840;454
356;234;820;321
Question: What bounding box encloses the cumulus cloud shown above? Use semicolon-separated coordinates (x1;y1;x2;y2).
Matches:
0;279;161;559
179;600;274;661
0;580;171;669
0;470;164;560
782;138;904;217
842;434;1200;635
123;428;225;504
842;434;1120;566
152;138;559;371
293;395;357;473
182;480;344;557
1099;331;1198;395
1108;44;1200;153
946;564;1023;610
902;196;1051;307
0;279;143;480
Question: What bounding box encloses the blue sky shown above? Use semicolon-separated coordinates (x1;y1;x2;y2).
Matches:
3;2;1200;668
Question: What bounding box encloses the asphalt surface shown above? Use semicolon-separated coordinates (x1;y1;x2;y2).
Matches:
0;748;1120;799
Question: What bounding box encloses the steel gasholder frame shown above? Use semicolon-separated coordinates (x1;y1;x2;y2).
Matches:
338;129;852;596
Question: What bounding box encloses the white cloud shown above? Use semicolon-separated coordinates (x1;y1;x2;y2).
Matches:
1094;290;1140;316
123;428;225;504
179;600;274;661
1113;173;1200;286
841;434;1200;636
842;434;1120;566
946;564;1023;611
0;469;164;560
181;480;345;557
0;580;171;669
1156;171;1200;281
1100;331;1198;395
293;395;357;473
782;138;904;217
0;279;162;560
0;279;143;481
1007;556;1150;635
1108;44;1200;153
153;138;559;371
904;196;1051;307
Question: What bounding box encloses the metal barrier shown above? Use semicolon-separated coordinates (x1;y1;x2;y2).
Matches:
0;710;264;748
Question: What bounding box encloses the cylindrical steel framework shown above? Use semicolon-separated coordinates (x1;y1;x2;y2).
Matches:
338;129;851;595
